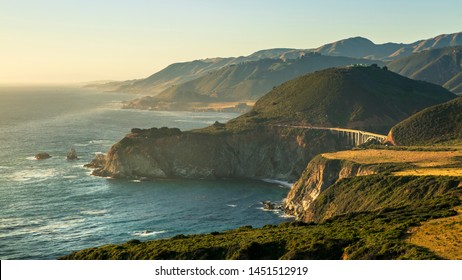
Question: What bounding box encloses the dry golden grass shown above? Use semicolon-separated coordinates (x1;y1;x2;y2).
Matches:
322;148;462;177
406;206;462;260
394;168;462;176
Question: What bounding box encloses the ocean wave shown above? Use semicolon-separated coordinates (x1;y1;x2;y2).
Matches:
8;168;57;182
89;140;112;145
0;217;30;231
256;206;279;212
80;209;109;216
278;213;295;219
174;119;209;124
28;217;86;236
74;143;90;147
75;140;112;147
227;204;238;208
261;179;293;188
131;230;166;237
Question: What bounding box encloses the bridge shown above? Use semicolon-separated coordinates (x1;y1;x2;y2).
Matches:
278;125;388;146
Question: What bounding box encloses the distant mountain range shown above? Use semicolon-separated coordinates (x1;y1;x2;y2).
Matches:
88;31;462;110
387;46;462;93
122;54;382;110
315;32;462;60
91;32;461;94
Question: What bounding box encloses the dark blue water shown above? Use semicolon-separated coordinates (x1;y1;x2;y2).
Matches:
0;87;291;259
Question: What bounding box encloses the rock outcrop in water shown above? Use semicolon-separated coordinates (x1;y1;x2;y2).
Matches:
35;152;51;160
84;153;106;169
66;148;78;160
90;127;347;181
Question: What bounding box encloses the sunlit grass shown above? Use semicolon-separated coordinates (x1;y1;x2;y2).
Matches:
322;148;462;176
394;168;462;176
407;206;462;260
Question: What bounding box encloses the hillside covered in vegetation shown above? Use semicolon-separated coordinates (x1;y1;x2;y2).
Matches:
388;97;462;145
226;65;456;134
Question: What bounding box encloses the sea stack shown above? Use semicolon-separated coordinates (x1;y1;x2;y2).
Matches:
35;152;51;160
67;148;78;160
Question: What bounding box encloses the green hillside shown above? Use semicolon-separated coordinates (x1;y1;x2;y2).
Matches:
389;97;462;145
387;46;462;93
226;65;456;134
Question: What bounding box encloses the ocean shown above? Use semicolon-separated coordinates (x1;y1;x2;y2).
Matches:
0;87;291;259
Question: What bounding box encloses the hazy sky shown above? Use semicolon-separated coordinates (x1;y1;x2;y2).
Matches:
2;0;461;84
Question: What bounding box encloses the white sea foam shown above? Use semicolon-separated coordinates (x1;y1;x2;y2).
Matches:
63;175;78;179
131;179;141;183
175;119;209;124
80;209;109;216
227;204;238;208
30;217;86;235
278;213;295;219
0;217;29;230
74;143;90;147
90;140;113;146
8;168;57;182
256;206;279;212
26;156;37;161
132;230;166;237
261;179;293;188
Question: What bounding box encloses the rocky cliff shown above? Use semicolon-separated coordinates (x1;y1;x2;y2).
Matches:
90;126;347;181
283;154;461;223
284;155;376;221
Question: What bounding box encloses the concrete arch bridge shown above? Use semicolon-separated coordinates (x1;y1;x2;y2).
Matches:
280;125;387;146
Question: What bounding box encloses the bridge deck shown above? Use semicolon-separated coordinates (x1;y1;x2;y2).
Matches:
276;125;387;145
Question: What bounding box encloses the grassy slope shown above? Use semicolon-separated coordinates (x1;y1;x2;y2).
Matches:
389;97;462;146
407;205;462;260
322;147;462;176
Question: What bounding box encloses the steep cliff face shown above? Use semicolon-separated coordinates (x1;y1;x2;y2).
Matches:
284;154;461;223
91;127;347;181
284;155;376;221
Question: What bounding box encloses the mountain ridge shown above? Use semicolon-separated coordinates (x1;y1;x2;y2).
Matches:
387;46;462;93
123;54;383;110
89;31;462;96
